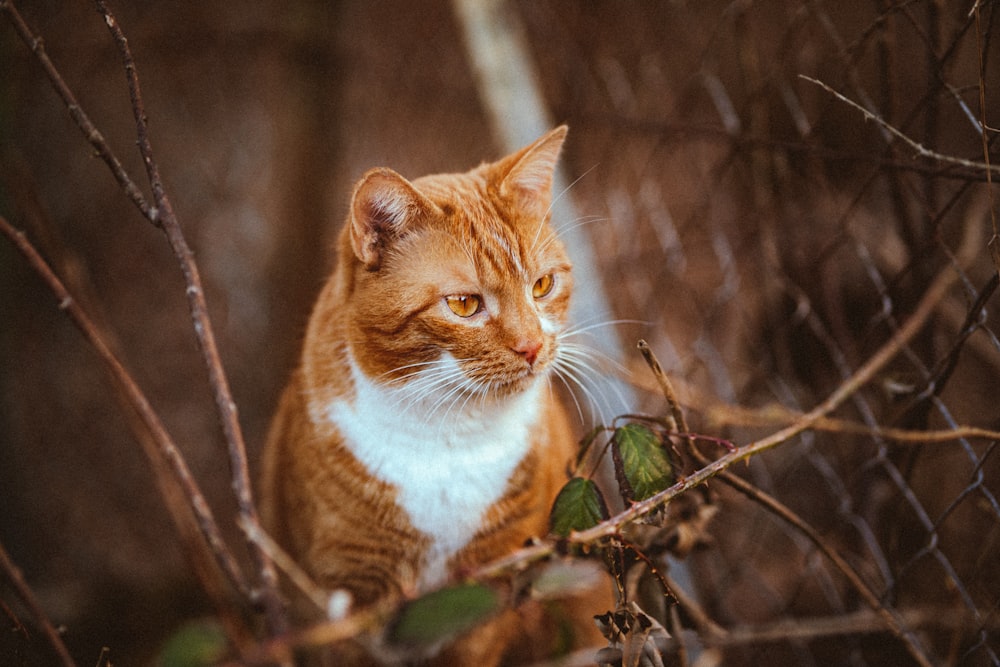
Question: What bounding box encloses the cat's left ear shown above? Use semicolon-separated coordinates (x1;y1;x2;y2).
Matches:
350;167;439;270
496;125;568;218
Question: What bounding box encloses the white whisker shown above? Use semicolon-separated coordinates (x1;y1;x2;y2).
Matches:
553;336;634;425
380;356;475;424
531;163;599;254
551;358;608;426
533;215;608;257
560;318;647;339
545;163;599;220
378;357;458;385
552;214;607;238
440;374;478;417
560;342;628;381
549;367;586;426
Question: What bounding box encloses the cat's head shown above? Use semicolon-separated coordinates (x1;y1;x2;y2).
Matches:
342;126;572;405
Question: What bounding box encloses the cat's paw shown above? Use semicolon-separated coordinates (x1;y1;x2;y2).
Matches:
326;589;353;620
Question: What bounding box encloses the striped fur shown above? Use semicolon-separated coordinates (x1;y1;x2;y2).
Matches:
259;127;595;663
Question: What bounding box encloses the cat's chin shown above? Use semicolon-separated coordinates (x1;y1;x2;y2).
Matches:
481;368;546;400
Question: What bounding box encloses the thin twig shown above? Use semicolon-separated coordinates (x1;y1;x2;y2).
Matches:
0;1;151;219
800;74;1000;176
637;340;687;436
637;343;935;666
661;570;726;643
229;603;392;667
239;517;328;614
696;606;984;648
94;647;112;667
0;598;29;640
712;468;932;666
623;366;1000;446
0;216;251;604
0;539;77;667
585;194;981;535
971;1;1000;274
474;202;979;589
704;402;1000;445
92;1;286;634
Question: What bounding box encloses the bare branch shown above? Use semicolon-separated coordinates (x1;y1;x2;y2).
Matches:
0;215;251;625
91;0;286;632
801;74;1000;177
0;540;76;667
475;197;983;596
637;343;935;666
712;405;1000;445
696;607;989;649
239;517;328;614
0;1;151;219
971;1;1000;274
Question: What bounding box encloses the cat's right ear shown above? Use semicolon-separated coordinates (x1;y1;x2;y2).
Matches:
350;168;438;270
495;125;568;220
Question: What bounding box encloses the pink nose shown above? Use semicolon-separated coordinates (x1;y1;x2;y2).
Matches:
512;339;542;366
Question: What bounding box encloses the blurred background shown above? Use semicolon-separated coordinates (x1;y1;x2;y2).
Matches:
2;1;999;665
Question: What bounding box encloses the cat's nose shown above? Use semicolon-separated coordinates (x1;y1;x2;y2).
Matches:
512;339;542;366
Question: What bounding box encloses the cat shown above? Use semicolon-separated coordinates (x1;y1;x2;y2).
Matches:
259;126;603;664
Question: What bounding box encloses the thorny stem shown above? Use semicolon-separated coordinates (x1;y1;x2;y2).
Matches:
0;1;151;218
801;74;1000;177
638;341;935;666
2;0;286;639
0;215;252;611
93;0;286;635
0;539;76;667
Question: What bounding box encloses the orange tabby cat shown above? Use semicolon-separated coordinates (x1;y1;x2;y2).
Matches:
259;126;595;663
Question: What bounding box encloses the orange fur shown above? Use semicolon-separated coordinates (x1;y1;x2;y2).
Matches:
259;127;600;663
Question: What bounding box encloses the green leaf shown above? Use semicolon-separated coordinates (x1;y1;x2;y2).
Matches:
387;583;500;649
549;477;609;537
155;619;227;667
613;423;675;502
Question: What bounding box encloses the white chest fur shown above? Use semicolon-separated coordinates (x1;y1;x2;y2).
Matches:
324;358;542;590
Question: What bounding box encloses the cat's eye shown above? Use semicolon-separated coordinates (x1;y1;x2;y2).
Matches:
445;294;482;318
532;274;555;299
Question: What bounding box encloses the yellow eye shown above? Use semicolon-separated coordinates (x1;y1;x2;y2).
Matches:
446;294;481;318
532;274;555;299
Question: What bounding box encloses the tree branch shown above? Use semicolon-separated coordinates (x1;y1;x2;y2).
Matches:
591;192;981;529
0;539;76;667
637;340;936;666
92;0;285;632
0;1;151;219
800;74;1000;177
474;198;982;598
0;215;251;611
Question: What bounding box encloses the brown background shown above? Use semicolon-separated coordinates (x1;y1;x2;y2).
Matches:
2;1;999;664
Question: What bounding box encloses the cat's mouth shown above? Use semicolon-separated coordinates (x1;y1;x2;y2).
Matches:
404;350;550;403
478;361;548;398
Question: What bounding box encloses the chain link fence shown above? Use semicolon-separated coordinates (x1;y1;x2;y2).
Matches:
516;2;999;664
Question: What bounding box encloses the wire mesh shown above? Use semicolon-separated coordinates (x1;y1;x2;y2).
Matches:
515;1;1000;664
